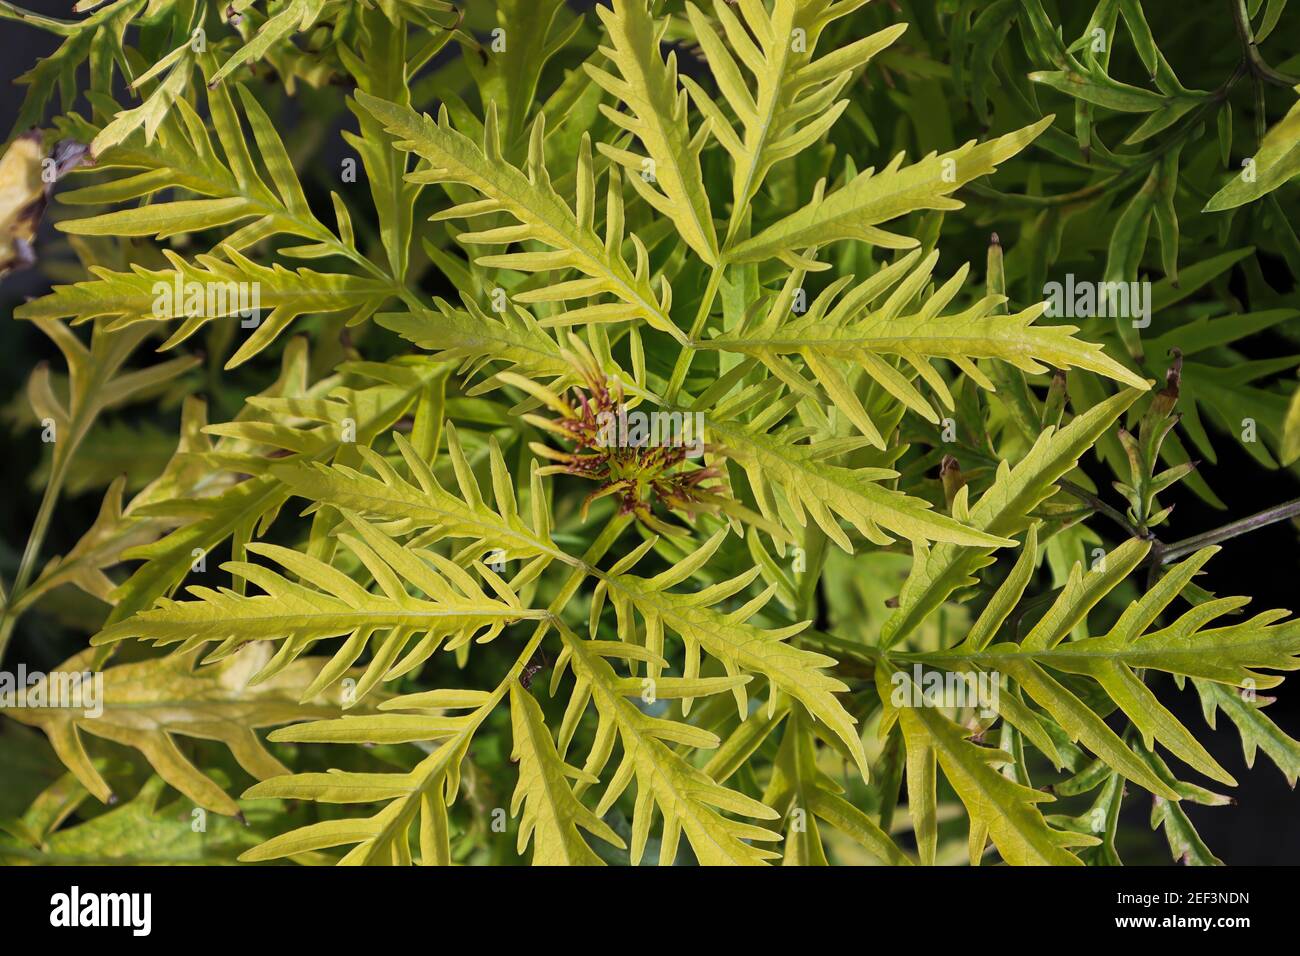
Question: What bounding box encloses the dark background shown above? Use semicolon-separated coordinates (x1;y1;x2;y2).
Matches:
1;0;1298;863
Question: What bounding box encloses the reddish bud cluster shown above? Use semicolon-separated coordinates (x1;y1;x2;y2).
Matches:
531;366;724;535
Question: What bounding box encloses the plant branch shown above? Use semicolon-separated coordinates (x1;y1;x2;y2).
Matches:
0;440;78;662
1156;495;1300;565
1056;479;1146;539
1230;0;1300;87
664;266;723;403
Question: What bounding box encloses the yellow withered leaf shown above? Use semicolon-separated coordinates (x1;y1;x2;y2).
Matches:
0;131;90;277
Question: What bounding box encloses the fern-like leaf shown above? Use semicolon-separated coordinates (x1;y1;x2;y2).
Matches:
93;511;546;703
881;387;1144;646
356;91;686;343
508;681;625;865
16;245;392;368
682;0;904;242
726;116;1054;266
587;0;719;264
2;644;366;816
876;663;1100;865
553;621;781;865
594;529;869;776
707;248;1146;447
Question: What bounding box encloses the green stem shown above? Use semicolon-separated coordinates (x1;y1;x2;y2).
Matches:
967;175;1124;209
798;628;879;668
357;511;630;861
0;448;74;661
664;266;723;404
1230;0;1300;88
1056;479;1145;539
